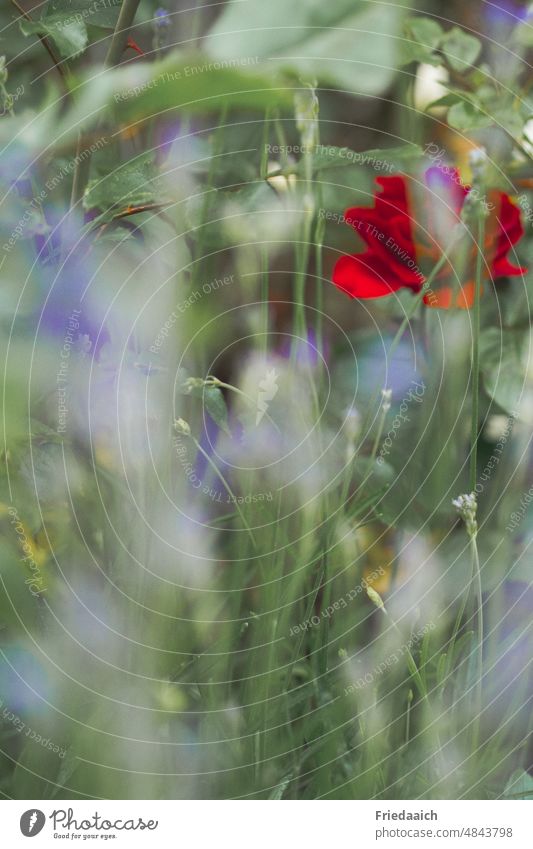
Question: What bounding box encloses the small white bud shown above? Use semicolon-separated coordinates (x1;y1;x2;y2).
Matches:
381;388;392;414
452;492;478;536
367;586;386;613
173;417;191;437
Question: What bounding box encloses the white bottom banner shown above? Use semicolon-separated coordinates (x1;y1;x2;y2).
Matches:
0;800;531;847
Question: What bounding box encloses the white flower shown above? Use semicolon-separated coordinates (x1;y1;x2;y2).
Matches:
452;492;478;536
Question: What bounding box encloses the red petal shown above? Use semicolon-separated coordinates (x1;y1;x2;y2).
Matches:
491;193;526;277
342;176;419;279
332;254;406;299
126;37;144;56
492;257;527;277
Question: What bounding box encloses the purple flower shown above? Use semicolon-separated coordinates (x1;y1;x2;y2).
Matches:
0;645;51;714
154;8;171;27
484;0;529;28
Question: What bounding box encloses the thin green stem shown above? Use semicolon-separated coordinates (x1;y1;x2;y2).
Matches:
469;217;486;492
292;198;314;357
192;437;257;550
404;689;413;748
291;109;316;359
314;184;325;362
389;248;451;362
338;390;390;522
70;0;142;208
444;562;473;681
470;532;484;755
191;104;228;292
442;527;483;754
259;110;271;355
104;0;143;69
9;0;70;93
386;616;427;702
384;611;444;773
260;248;269;356
273;113;290;172
361;236;457;436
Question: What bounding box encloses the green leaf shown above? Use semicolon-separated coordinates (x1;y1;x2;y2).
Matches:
204;0;408;96
406;16;444;49
20;17;88;59
19;0;122;59
447;99;491;130
2;53;293;164
112;52;293;120
480;327;532;422
303;143;423;173
490;100;526;137
504;769;533;799
401;15;444;65
203;386;231;436
43;0;122;29
181;380;231;436
426;92;465;109
83;153;163;213
442;26;482;72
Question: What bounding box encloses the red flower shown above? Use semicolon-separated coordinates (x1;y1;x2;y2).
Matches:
126;37;144;56
332;167;526;308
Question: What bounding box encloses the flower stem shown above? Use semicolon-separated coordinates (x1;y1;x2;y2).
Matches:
389;245;452;361
469;216;485;492
192;437;257;551
9;0;69;93
292;190;314;357
470;531;484;755
450;494;484;757
260;108;271;356
314;185;325;361
360;235;456;437
105;0;143;69
383;609;444;773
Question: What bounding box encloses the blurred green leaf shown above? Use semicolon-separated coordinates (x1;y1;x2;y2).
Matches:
0;543;43;633
182;380;231;436
297;143;423;174
205;0;407;95
19;0;122;60
401;16;444;65
504;769;533;799
441;26;482;73
480;327;531;422
20;16;88;60
203;386;231;436
490;99;527;137
447;99;491;130
113;52;293;123
407;16;444;48
83;153;163;213
0;52;293;165
44;0;121;29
